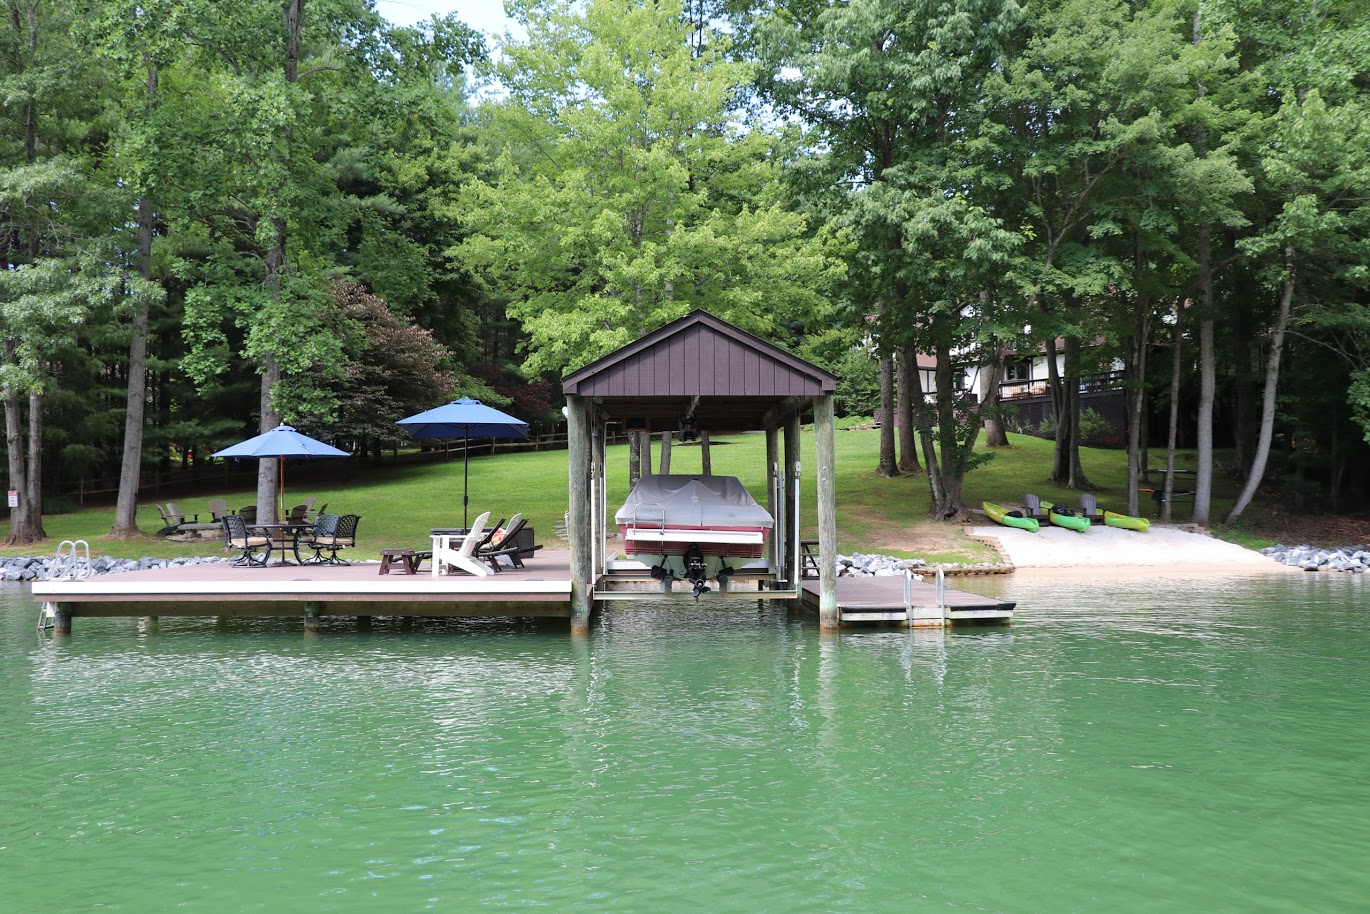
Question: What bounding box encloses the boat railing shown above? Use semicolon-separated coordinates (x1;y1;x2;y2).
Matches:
628;502;667;532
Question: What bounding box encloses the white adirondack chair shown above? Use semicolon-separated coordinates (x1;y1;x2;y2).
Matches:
431;511;492;577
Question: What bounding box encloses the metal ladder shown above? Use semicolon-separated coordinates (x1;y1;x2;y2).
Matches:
38;540;90;632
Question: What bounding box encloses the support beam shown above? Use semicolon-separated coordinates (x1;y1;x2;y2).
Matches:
567;395;593;635
54;603;71;636
783;411;801;587
304;601;321;634
765;426;779;574
814;394;839;630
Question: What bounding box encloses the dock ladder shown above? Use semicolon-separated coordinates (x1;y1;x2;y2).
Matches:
38;540;90;632
903;565;947;626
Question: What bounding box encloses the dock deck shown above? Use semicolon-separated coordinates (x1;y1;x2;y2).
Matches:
800;574;1015;626
32;552;576;630
32;552;1014;633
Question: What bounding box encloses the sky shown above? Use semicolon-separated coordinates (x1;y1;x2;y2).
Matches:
374;0;514;35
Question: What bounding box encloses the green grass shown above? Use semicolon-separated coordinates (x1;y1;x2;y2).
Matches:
0;430;1265;564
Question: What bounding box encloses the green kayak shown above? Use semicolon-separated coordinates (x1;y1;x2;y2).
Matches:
984;501;1039;532
1103;510;1151;532
1040;501;1091;533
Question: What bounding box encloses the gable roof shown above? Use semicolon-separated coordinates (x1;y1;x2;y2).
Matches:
562;310;836;432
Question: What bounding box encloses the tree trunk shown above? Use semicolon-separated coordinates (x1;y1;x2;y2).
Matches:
24;390;45;540
1161;293;1186;522
3;381;36;545
1224;247;1295;525
112;111;157;539
658;430;672;474
1125;234;1152;517
895;344;920;469
1046;336;1072;481
877;350;898;476
1193;225;1215;526
979;344;1009;447
907;353;944;509
1063;337;1092;489
700;430;711;474
629;432;641;486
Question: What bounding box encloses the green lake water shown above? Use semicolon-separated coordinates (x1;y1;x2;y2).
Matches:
3;573;1368;912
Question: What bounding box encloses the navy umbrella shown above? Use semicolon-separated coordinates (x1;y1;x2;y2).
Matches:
396;398;529;528
211;424;350;522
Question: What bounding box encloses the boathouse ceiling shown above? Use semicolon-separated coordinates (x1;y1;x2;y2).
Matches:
561;311;837;433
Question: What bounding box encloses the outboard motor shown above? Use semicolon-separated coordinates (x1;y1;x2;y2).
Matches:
684;543;711;599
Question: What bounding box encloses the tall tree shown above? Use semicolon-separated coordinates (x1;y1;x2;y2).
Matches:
457;0;842;378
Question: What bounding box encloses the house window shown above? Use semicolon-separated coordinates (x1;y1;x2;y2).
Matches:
1004;360;1031;382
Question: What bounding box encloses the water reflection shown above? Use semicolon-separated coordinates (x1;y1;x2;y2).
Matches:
5;576;1370;912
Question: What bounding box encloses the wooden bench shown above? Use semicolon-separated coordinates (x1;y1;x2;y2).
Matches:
378;548;432;575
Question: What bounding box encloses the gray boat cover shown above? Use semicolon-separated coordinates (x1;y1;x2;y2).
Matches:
615;475;774;530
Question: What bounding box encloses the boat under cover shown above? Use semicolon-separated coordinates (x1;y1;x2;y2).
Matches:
615;474;774;590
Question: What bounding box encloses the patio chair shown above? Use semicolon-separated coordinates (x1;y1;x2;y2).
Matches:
207;498;230;521
431;512;493;577
286;503;309;524
152;504;181;537
478;516;544;571
1079;493;1105;524
1022;493;1044;519
302;513;360;565
238;505;257;525
222;514;271;567
476;514;523;571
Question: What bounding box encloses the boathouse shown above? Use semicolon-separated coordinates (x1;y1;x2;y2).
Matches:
561;310;841;633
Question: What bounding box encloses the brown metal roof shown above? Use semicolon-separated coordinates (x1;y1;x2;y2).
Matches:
562;310;836;432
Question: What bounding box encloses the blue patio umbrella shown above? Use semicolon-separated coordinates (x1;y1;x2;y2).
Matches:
211;425;350;522
396;398;529;528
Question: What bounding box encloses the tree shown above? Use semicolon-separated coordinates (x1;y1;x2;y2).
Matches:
757;0;1024;516
455;0;842;378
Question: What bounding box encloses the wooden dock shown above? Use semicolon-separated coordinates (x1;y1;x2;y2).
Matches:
800;573;1014;627
32;552;577;634
32;552;1013;634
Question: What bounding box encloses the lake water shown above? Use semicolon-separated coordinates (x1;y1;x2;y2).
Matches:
4;573;1367;912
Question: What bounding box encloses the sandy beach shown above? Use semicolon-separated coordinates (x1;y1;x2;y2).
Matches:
970;523;1300;576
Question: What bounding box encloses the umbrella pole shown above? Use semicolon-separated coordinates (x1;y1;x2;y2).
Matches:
278;455;285;523
463;438;470;529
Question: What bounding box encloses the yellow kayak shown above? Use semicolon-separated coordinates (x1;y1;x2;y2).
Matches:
984;501;1039;532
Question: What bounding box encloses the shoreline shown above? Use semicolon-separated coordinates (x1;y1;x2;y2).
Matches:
967;524;1303;578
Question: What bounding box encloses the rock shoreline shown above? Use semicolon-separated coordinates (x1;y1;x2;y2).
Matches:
1260;544;1370;573
2;554;239;582
839;552;1002;578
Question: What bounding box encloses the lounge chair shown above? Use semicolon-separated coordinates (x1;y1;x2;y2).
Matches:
431;512;493;577
222;514;271;566
286;504;309;524
478;516;544;570
302;513;358;565
207;498;230;521
1022;493;1044;520
238;505;257;525
476;514;522;571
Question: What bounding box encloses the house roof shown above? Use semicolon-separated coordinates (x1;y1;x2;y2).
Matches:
562;310;836;432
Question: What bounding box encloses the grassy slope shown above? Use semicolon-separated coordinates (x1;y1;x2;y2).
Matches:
0;430;1255;563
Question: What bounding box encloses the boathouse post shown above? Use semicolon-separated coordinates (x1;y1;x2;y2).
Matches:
52;603;71;636
783;412;801;586
765;426;779;574
567;394;593;635
303;601;321;634
814;394;839;630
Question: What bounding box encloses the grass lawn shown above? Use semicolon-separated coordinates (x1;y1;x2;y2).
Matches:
0;430;1276;564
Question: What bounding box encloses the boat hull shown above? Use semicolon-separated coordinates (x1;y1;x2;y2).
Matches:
615;475;775;585
1103;510;1151;532
983;501;1039;533
1040;501;1091;533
